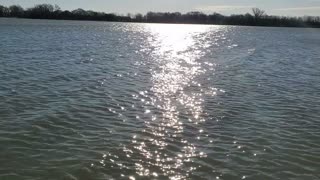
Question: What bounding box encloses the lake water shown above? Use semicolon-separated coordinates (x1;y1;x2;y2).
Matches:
0;18;319;180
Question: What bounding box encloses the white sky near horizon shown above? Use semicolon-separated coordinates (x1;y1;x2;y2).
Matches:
0;0;320;16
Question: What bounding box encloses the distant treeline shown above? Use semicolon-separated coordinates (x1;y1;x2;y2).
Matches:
1;4;320;28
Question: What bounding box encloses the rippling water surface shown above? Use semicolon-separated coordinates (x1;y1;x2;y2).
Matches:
0;19;320;180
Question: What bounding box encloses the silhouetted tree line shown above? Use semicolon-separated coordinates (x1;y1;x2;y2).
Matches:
0;4;131;21
1;4;320;28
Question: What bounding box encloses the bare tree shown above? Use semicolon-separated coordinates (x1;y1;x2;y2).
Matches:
72;8;87;16
252;8;265;18
54;4;61;11
0;5;10;17
9;5;24;17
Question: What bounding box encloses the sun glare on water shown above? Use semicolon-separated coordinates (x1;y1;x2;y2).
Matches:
121;24;223;179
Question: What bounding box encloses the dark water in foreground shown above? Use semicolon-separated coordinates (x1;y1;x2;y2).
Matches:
0;19;320;180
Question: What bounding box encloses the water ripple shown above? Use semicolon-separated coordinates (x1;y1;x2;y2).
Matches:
0;19;320;180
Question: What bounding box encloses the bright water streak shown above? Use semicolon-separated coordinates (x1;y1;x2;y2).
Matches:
0;19;320;180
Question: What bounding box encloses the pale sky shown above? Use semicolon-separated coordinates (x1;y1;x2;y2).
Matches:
0;0;320;16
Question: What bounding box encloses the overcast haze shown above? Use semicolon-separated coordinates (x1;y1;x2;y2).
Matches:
1;0;320;16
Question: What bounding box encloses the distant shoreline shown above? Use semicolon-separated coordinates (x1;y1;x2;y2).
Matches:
2;17;320;30
1;4;320;28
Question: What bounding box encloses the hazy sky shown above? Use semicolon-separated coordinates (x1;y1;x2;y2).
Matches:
1;0;320;16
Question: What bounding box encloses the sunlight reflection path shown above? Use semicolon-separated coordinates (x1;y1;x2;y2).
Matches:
129;24;223;179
